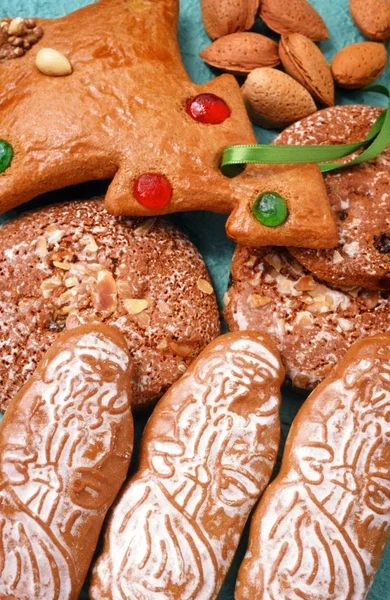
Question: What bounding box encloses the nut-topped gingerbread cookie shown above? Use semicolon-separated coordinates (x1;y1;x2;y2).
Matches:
0;0;337;249
0;199;220;411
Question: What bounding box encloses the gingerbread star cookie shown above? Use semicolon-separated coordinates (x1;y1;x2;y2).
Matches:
0;0;337;249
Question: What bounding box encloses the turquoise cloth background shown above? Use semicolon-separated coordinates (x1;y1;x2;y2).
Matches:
0;0;389;598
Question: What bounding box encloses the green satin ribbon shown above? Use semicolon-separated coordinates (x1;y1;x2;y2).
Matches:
221;85;390;177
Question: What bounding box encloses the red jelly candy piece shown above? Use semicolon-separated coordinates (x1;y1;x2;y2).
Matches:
186;93;231;124
133;173;172;210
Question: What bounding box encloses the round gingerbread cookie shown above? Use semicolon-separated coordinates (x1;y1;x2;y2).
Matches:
0;199;220;411
275;105;390;290
224;245;390;391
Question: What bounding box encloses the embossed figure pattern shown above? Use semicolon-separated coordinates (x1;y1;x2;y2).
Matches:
0;324;134;600
236;333;390;600
90;331;284;600
0;0;336;249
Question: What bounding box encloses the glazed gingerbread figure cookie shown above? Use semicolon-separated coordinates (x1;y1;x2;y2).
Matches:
0;324;134;600
90;331;284;599
0;0;337;249
236;333;390;600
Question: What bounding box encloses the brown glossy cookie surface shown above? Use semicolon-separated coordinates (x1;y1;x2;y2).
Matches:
224;246;390;390
0;199;220;411
276;105;390;290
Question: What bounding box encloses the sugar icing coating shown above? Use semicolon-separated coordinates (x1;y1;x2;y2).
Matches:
0;199;219;411
236;333;390;600
0;324;134;599
90;331;284;600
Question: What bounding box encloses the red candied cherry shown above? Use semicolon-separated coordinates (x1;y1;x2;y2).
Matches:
186;93;231;124
133;173;172;210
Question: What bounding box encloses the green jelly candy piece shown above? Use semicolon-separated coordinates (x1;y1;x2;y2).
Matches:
252;192;288;227
0;140;13;174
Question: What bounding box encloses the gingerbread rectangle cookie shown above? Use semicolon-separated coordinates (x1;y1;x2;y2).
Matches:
0;324;134;600
90;331;284;599
236;333;390;600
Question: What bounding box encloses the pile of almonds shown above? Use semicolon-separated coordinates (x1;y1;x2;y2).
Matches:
200;0;389;128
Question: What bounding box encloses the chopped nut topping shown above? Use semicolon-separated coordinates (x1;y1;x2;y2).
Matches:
333;250;344;264
295;311;314;327
0;17;43;61
338;318;354;332
178;364;187;373
35;236;48;258
135;312;150;328
300;294;314;305
92;270;117;313
360;289;380;310
133;218;156;237
295;275;316;292
169;341;193;358
246;255;258;267
82;234;99;252
65;313;82;330
250;294;272;308
196;278;213;295
276;275;294;295
117;280;133;299
64;276;78;288
45;226;65;245
156;339;169;351
123;298;149;314
53;260;70;270
275;318;286;335
265;253;283;272
307;295;331;314
223;292;230;307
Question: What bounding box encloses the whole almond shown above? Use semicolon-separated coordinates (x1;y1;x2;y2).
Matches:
279;33;334;106
259;0;329;41
241;67;317;129
201;0;259;40
199;32;280;75
350;0;390;41
36;48;73;77
331;42;388;89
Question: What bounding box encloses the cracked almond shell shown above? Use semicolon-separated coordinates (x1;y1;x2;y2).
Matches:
199;32;280;75
279;33;335;107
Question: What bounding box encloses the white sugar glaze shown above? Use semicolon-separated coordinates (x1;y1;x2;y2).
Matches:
237;338;390;600
90;333;284;600
0;331;131;599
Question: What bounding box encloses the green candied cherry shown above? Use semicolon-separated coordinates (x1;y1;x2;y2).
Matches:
252;192;288;227
0;140;13;174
